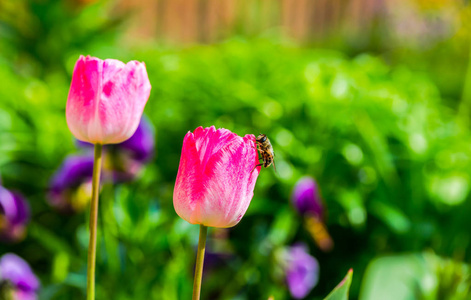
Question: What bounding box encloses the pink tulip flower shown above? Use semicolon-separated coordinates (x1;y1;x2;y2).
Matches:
174;126;260;228
66;55;151;144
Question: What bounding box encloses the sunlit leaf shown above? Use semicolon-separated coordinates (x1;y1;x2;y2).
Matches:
324;269;353;300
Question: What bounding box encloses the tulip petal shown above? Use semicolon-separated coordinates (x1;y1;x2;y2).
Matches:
97;60;151;143
66;55;151;144
67;56;102;142
174;126;260;228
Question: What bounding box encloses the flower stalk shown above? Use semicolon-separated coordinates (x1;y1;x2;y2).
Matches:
192;225;208;300
87;144;103;300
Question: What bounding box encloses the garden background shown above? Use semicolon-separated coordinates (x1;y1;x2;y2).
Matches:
1;0;471;299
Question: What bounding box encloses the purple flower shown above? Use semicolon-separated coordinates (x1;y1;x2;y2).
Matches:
0;253;39;300
292;177;333;251
284;244;319;299
117;116;155;163
291;177;324;218
48;155;94;213
49;117;155;212
0;187;30;242
77;117;155;182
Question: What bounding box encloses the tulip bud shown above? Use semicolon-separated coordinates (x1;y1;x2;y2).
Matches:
0;253;39;300
66;55;151;144
0;188;30;243
173;126;260;228
283;244;319;299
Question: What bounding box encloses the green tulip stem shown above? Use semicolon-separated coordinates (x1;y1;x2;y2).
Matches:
87;144;103;300
192;225;208;300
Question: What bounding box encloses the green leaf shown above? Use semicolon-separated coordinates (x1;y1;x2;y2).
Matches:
324;269;353;300
359;252;471;300
359;254;426;300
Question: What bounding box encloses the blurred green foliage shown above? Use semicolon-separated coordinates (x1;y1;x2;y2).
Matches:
361;252;471;300
1;1;471;299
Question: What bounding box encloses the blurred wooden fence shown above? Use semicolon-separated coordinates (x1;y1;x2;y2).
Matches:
115;0;388;43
